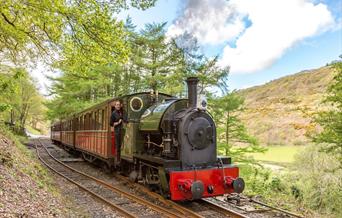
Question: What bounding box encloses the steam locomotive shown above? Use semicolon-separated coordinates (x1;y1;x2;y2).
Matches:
51;77;244;201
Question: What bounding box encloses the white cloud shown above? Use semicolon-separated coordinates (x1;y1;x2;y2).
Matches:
168;0;335;74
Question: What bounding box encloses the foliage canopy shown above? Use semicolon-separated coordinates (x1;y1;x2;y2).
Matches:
0;0;156;64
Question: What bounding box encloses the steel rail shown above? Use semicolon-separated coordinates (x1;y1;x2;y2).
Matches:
225;195;304;218
34;140;136;218
247;198;303;218
200;199;249;218
113;174;205;218
37;138;183;218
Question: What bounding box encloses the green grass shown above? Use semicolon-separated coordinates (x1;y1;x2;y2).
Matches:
249;145;305;164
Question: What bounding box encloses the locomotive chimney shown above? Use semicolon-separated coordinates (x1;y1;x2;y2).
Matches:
186;77;199;108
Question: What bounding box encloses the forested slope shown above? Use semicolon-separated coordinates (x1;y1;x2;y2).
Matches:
238;66;335;146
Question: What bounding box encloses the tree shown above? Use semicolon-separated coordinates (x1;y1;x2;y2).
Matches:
0;65;24;114
46;22;232;120
133;23;183;92
313;60;342;167
209;92;265;164
0;0;156;65
174;32;229;95
46;17;139;120
0;67;45;133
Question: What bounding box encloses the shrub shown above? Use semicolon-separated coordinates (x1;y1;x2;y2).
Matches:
240;147;342;217
290;145;342;216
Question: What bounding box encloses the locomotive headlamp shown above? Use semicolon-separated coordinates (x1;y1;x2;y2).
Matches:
197;94;207;110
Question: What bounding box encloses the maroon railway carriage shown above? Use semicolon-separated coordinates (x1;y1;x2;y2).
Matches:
51;92;173;168
50;121;61;142
51;78;245;201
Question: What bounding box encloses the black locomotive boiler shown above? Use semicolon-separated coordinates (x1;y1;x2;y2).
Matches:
51;77;245;201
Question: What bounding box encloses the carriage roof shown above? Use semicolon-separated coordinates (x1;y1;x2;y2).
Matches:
51;92;173;126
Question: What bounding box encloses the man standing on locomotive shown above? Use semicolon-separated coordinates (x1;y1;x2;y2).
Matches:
110;100;126;163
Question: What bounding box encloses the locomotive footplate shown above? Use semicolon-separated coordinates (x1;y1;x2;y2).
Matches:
133;154;181;169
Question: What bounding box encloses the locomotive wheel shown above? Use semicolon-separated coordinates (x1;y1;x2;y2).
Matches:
64;145;71;152
145;166;160;185
158;185;170;198
143;166;164;194
129;170;138;182
82;152;95;163
102;162;112;174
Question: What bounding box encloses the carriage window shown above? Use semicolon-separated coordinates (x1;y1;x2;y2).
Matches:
87;113;90;130
91;112;93;130
79;116;82;130
81;116;84;130
92;112;95;129
84;114;87;130
94;111;97;130
96;111;100;130
87;114;89;130
98;110;101;130
89;113;91;130
101;110;106;130
97;110;101;130
103;107;107;129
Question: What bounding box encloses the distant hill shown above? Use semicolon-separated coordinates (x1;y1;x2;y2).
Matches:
238;66;336;146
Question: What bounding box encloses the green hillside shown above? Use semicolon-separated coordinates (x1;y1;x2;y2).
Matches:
239;66;336;146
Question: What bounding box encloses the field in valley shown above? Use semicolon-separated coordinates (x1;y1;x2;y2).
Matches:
249;145;305;164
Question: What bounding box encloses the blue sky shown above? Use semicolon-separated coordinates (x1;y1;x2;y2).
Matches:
119;0;342;90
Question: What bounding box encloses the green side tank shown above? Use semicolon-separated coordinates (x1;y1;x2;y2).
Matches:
140;99;188;132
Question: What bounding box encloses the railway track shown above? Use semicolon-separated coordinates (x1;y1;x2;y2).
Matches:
113;172;303;218
35;138;303;218
35;138;194;218
203;196;304;218
113;173;248;218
